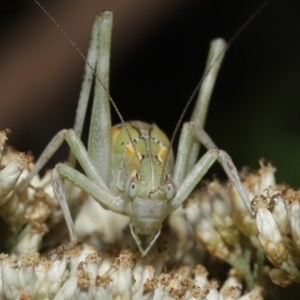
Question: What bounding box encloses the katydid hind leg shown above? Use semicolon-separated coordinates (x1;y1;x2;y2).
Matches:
172;39;226;189
187;39;227;173
68;12;113;185
87;12;113;185
68;19;99;169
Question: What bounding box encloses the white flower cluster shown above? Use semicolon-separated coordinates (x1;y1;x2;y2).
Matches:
170;160;300;289
0;129;84;255
0;245;262;300
252;183;300;286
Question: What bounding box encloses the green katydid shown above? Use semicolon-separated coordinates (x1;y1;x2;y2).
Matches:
19;1;271;256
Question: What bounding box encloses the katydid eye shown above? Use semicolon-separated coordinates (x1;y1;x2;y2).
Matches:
126;176;140;199
165;179;176;200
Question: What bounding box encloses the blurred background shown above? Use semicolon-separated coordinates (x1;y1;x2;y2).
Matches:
1;0;300;187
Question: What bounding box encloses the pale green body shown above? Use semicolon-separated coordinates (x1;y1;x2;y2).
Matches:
20;10;253;256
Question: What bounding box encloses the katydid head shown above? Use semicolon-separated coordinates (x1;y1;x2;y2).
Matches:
122;164;176;256
124;160;176;255
124;163;176;233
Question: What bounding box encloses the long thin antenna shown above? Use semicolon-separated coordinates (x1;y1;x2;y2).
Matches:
161;0;273;180
34;0;142;168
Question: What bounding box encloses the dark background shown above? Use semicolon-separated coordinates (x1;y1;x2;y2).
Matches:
1;0;300;187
